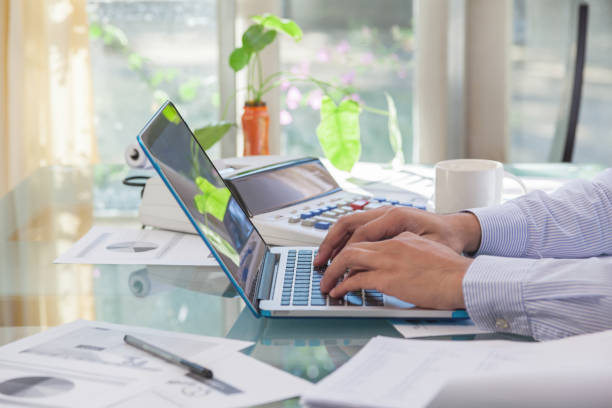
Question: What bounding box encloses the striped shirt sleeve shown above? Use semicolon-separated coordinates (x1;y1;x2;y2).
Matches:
464;255;612;341
470;168;612;259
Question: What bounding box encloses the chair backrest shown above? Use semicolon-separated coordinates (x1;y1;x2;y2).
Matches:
548;2;589;162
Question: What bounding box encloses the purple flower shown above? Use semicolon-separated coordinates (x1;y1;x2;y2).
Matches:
280;79;291;91
290;61;310;78
341;70;355;85
336;40;350;54
316;49;330;62
360;52;374;65
342;93;361;104
307;89;323;110
286;86;302;110
280;110;293;126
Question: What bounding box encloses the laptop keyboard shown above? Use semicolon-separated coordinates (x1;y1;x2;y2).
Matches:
281;249;385;307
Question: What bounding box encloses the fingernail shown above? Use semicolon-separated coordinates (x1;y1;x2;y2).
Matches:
329;289;337;297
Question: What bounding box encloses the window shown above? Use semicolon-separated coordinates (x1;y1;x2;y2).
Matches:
86;0;219;163
279;0;414;164
511;0;612;164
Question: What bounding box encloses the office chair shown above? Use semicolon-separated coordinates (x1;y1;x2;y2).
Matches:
548;2;588;163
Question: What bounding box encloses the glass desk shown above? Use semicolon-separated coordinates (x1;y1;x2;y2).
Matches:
0;163;602;406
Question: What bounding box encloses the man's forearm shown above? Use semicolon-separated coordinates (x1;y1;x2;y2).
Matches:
471;169;612;259
463;255;612;341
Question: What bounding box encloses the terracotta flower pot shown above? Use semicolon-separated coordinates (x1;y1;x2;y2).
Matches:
242;102;269;156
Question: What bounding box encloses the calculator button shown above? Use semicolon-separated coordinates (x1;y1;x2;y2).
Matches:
364;203;384;210
300;212;314;219
301;219;316;227
288;215;301;223
415;204;426;210
374;197;387;202
399;202;413;207
350;200;369;210
388;200;399;205
314;221;331;230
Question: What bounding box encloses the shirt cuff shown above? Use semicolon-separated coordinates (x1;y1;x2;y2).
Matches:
463;255;536;337
469;203;529;257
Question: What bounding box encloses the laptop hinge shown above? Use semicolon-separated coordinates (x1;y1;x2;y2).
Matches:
256;250;278;301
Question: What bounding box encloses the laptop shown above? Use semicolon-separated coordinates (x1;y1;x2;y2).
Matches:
137;101;467;319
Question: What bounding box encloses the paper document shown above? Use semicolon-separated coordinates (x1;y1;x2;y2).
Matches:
55;226;218;266
301;331;612;408
0;320;312;408
391;318;492;338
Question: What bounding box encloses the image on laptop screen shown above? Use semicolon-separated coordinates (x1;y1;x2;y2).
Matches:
140;103;268;303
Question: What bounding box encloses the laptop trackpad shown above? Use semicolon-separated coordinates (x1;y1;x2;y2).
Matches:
383;295;415;309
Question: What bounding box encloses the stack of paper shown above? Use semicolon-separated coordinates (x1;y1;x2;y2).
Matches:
0;320;312;407
301;332;612;408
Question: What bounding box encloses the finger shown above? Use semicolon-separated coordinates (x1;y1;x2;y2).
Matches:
329;233;350;261
329;270;381;298
314;207;389;266
345;209;407;247
320;243;379;293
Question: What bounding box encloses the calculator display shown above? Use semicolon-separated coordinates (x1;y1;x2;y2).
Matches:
228;159;341;216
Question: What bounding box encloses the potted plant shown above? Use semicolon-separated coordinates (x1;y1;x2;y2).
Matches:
228;14;302;155
194;13;405;172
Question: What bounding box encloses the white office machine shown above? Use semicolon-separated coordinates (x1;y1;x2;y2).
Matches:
138;156;429;246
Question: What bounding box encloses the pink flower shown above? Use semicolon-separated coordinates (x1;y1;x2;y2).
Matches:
342;93;361;104
290;61;310;78
336;40;350;54
280;110;293;126
307;89;323;110
341;71;355;85
280;79;291;91
360;52;374;65
286;86;302;110
316;49;330;62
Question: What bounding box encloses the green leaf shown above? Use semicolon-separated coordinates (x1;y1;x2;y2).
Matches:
229;47;251;72
316;97;361;172
193;122;234;150
385;92;405;166
127;53;143;71
89;22;102;39
179;79;200;102
252;14;303;41
242;24;276;52
194;176;231;222
162;104;180;125
150;71;165;87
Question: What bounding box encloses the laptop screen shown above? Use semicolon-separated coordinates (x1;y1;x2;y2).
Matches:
139;102;268;309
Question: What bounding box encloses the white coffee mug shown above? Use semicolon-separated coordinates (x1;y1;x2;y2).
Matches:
434;159;527;214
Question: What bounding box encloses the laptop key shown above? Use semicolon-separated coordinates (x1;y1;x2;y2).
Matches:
329;297;345;306
346;294;363;306
310;299;326;306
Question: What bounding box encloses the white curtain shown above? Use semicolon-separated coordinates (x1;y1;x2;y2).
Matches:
0;0;97;196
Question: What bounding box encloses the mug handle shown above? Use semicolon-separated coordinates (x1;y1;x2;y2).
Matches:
503;171;528;195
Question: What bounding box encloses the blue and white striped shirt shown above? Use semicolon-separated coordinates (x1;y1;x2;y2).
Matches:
464;169;612;341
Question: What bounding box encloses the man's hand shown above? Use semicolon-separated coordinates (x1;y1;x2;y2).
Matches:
319;232;473;310
314;206;481;267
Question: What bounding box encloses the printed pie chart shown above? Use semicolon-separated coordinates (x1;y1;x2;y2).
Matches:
106;241;158;253
0;376;74;398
